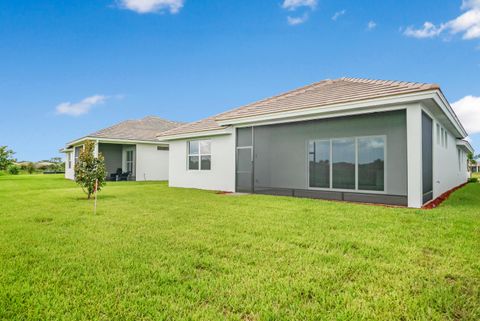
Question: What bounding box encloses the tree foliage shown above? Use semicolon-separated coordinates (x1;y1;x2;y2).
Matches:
467;152;476;165
48;157;65;172
74;141;106;199
0;146;16;170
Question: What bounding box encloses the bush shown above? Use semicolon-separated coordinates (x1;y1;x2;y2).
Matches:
26;162;35;174
7;165;20;175
468;177;478;183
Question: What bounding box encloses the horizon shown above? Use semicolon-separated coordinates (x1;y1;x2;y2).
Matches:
1;0;479;161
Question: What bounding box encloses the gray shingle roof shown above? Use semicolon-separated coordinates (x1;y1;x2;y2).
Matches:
77;116;184;142
158;77;439;138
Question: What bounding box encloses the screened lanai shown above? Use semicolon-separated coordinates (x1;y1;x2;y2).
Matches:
235;110;409;206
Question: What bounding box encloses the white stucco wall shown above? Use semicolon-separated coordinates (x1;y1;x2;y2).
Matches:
431;117;469;198
168;133;236;192
65;151;74;180
135;143;169;181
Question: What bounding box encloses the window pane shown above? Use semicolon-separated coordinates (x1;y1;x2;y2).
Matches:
200;140;211;154
201;155;211;170
309;140;330;188
358;137;385;191
189;141;199;154
332;138;355;189
188;156;199;170
436;124;440;144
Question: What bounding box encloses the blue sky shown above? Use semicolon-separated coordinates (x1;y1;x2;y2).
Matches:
1;0;479;161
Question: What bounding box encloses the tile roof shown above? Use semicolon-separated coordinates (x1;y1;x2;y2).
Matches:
75;116;184;142
158;77;439;138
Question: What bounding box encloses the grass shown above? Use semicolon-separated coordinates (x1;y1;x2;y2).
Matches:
1;175;479;320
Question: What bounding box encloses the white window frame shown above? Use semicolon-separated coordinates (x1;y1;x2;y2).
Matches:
187;140;212;171
67;152;72;169
126;150;135;174
307;135;387;194
74;145;84;166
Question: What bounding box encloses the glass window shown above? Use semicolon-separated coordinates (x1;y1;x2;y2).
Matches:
201;156;211;170
358;137;385;191
74;146;82;163
188;140;211;170
126;150;134;174
189;141;199;154
458;149;461;171
444;131;448;148
189;156;199;170
309;140;330;188
332;138;355;190
436;124;440;145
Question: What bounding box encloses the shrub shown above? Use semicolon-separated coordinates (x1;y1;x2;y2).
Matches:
7;165;20;175
468;177;478;183
26;162;35;174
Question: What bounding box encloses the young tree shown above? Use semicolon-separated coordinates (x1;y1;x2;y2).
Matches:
74;141;107;199
0;146;16;170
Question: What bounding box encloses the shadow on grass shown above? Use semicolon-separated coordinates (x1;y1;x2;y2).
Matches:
73;195;117;201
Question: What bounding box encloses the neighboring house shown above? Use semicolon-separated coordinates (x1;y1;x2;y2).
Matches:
62;116;183;181
158;77;473;208
470;164;480;173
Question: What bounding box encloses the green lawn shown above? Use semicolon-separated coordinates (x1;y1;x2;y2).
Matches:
1;175;479;320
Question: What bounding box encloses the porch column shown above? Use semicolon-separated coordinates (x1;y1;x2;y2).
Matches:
406;104;423;208
94;140;99;158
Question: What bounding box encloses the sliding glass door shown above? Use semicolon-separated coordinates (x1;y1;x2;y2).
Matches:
308;136;385;192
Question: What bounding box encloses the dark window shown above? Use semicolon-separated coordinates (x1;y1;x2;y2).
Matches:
157;146;169;151
358;137;385;191
309;140;330;188
332;138;356;190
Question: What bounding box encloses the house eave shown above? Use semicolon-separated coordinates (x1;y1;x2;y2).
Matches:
66;136;168;148
157;128;232;141
456;140;474;153
214;90;467;138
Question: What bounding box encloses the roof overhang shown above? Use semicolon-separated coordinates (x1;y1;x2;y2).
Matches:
66;136;169;148
59;148;73;153
158;127;232;141
215;90;468;138
457;139;474;154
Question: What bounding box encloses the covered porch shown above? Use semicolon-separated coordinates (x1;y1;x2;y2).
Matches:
96;142;137;181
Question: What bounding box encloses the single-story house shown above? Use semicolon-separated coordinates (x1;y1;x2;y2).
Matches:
62;116;182;181
158;77;473;208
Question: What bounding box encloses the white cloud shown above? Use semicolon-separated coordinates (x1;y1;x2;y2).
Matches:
287;14;309;25
119;0;184;14
56;95;109;117
404;22;444;38
367;20;377;30
332;9;346;21
404;0;480;40
282;0;317;11
282;0;316;25
452;95;480;135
